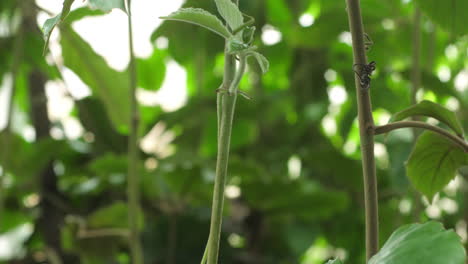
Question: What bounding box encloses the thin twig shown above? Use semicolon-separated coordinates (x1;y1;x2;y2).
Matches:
125;0;144;263
411;8;421;107
374;121;468;152
410;7;423;220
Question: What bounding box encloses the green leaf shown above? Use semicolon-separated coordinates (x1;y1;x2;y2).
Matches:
76;98;127;153
137;48;166;91
406;131;468;200
390;100;464;138
87;0;126;13
41;0;75;54
42;15;60;51
415;0;468;36
214;0;244;31
88;153;127;178
160;8;232;39
60;27;130;132
59;0;75;19
249;51;270;74
88;202;128;229
66;7;106;23
0;132;65;185
369;221;466;264
87;201;143;230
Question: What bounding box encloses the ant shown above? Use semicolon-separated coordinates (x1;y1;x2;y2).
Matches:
353;61;376;91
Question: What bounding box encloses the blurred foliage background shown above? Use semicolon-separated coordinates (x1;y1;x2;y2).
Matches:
0;0;468;263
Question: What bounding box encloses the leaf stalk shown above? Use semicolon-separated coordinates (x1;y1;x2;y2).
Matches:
374;121;468;152
206;44;238;264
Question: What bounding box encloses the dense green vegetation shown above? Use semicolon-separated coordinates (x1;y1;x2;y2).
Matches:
0;0;467;263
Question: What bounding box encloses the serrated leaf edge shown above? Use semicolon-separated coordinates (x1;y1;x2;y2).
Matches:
160;8;232;39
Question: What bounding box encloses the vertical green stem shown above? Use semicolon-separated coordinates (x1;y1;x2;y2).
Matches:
207;49;237;264
204;2;241;263
228;55;246;94
345;0;379;260
6;17;23;131
410;7;423;221
411;7;421;107
167;214;177;264
204;1;240;262
125;1;144;263
426;22;436;71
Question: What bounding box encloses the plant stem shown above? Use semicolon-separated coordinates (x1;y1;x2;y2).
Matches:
374;121;468;152
206;33;238;264
411;7;421;107
167;214;177;264
125;1;144;263
345;0;379;260
410;7;423;221
0;2;24;230
6;10;23;132
228;55;246;94
426;22;436;71
201;243;208;264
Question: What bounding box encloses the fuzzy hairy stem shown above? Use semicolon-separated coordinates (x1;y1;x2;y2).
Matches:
207;51;238;264
204;1;241;262
228;55;246;94
374;121;468;152
345;0;379;260
125;1;144;263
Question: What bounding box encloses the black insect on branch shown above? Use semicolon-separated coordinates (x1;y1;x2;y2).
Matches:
353;61;376;91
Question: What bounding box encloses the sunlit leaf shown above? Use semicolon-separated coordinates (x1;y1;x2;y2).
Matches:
369;221;466;264
214;0;244;31
249;51;269;74
137;48;166;91
41;0;75;53
66;7;106;22
160;8;232;39
406;131;467;200
88;0;126;13
390;100;464;138
60;26;130;133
